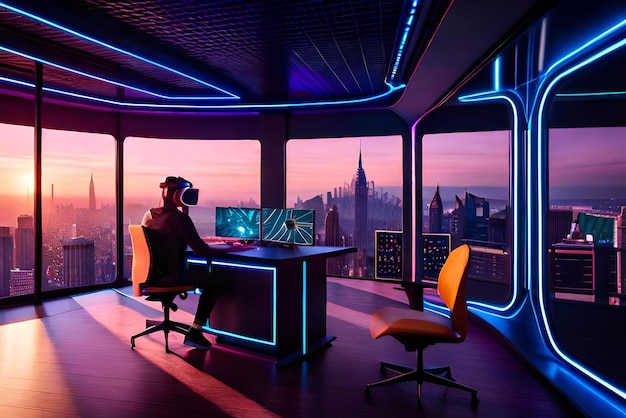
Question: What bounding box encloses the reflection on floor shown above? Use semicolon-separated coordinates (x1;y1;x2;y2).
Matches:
0;277;581;417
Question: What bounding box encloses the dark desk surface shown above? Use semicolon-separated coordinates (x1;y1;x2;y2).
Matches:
208;244;357;263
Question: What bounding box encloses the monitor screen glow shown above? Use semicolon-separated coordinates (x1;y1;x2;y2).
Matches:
215;207;260;240
261;208;315;246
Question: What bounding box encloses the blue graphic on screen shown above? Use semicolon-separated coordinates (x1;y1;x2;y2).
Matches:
262;208;315;245
215;207;260;239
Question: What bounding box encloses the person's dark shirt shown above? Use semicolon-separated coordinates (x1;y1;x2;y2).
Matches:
142;205;214;260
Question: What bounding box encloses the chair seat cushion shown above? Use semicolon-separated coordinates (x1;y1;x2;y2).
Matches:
370;306;459;341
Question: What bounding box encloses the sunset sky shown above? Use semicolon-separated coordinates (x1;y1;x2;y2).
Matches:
1;122;624;226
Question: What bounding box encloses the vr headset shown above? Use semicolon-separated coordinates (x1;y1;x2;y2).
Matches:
160;176;199;207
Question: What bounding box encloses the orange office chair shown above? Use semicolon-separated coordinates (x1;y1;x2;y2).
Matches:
128;224;196;353
365;243;478;410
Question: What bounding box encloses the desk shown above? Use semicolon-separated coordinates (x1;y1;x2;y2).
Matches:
187;245;356;366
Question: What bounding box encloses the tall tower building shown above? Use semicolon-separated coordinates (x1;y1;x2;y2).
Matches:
353;149;369;274
0;227;14;297
89;173;96;211
15;214;34;270
617;207;626;248
450;195;466;249
429;185;443;233
324;204;345;276
465;191;489;241
297;194;325;245
62;237;95;287
325;205;341;246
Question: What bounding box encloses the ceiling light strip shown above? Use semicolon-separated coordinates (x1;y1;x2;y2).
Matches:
0;2;240;99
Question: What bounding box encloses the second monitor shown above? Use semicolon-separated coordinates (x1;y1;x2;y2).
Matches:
262;208;315;246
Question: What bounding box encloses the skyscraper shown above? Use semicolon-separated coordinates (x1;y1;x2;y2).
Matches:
429;184;443;233
62;237;95;287
0;227;14;297
465;191;489;241
89;172;96;211
450;195;466;249
15;214;34;270
353;148;369;274
325;205;341;246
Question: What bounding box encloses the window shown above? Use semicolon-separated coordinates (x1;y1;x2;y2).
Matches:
42;129;116;290
422;130;512;303
123;137;261;279
0;123;35;298
287;136;403;279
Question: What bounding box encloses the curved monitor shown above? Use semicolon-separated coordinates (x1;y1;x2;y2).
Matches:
262;208;315;246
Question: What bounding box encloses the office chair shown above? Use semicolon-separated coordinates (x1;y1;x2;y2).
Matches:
128;225;196;353
365;244;478;410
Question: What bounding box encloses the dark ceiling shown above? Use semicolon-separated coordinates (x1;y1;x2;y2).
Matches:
0;0;553;121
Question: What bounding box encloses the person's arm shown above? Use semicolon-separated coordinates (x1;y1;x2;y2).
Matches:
175;214;215;259
176;212;252;257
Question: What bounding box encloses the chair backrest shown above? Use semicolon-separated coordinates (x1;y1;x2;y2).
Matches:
437;244;471;341
128;224;186;296
129;224;150;296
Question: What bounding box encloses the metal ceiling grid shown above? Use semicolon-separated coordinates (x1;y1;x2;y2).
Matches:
0;0;406;106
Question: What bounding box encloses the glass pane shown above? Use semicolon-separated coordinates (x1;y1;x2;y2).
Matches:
42;129;116;290
422;131;512;303
123;137;261;280
0;123;35;298
287;136;403;279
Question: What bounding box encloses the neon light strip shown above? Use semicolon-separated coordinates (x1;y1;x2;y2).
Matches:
0;1;410;107
302;261;307;355
533;38;626;402
456;91;521;315
390;0;420;81
557;90;626;97
0;44;224;101
493;57;501;91
188;258;277;346
0;75;404;109
0;2;239;99
544;19;626;76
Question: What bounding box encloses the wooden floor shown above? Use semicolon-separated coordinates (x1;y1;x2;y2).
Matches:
0;277;582;418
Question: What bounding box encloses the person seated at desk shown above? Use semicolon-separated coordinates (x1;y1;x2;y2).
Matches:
142;176;247;350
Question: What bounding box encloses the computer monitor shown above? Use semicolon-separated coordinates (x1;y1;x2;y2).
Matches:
261;208;315;246
215;207;260;240
577;212;615;247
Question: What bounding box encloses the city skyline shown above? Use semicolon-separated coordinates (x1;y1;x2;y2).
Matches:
1;123;625;227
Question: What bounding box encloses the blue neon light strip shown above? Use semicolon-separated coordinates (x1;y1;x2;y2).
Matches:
0;1;409;108
389;0;420;82
493;57;501;91
533;37;626;401
557;90;626;97
188;258;277;347
456;91;521;315
302;261;307;355
0;44;208;101
0;74;404;109
457;21;626;402
0;2;239;99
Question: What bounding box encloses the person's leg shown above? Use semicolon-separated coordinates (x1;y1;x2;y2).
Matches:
185;272;229;349
191;286;218;329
